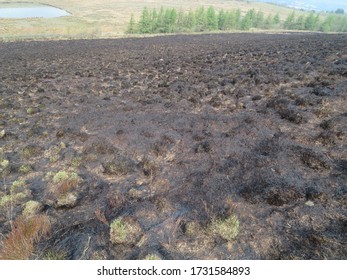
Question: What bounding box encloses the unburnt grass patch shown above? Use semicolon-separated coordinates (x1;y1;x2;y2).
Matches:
143;253;162;260
207;215;240;242
22;201;43;217
0;180;31;209
18;164;33;174
0;215;51;260
110;216;143;245
51;171;81;195
42;249;68;260
48;171;82;208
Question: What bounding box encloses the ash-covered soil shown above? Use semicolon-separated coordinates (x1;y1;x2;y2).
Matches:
0;33;346;260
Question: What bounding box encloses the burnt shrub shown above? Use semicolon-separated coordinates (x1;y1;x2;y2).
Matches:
194;141;211;153
102;155;136;176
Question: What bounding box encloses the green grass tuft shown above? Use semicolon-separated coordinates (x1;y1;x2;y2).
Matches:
209;215;240;241
110;218;127;242
144;254;161;260
53;171;79;184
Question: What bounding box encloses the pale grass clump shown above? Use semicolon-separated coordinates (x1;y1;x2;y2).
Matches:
11;180;26;192
209;215;240;241
0;180;30;208
51;170;81;196
0;215;51;260
0;192;28;208
144;254;161;260
22;201;43;217
53;171;79;184
43;250;67;260
110;218;126;243
110;217;143;245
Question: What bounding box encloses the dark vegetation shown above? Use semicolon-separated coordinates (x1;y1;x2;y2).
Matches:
0;33;346;259
127;6;347;34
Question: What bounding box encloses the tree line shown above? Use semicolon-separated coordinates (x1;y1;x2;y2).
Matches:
126;6;347;34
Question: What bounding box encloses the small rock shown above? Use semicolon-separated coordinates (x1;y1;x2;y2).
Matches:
305;201;315;207
0;129;5;138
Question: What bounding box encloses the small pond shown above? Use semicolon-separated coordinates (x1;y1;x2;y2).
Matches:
0;3;70;18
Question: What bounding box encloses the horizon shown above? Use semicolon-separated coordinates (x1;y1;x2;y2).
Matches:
255;0;347;12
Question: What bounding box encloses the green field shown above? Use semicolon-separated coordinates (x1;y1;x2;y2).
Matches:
0;0;325;41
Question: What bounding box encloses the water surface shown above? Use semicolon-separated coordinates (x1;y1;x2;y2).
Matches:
0;4;70;18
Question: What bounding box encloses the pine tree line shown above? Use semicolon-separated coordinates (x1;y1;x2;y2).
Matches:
127;6;347;34
283;11;347;32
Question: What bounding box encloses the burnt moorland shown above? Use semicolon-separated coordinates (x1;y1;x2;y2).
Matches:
0;33;346;259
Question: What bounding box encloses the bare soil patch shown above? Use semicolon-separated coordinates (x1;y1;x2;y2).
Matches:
0;33;346;259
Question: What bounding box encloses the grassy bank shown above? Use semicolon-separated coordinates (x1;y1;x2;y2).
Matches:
0;0;312;41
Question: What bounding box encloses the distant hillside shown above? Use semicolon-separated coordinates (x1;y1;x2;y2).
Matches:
255;1;347;12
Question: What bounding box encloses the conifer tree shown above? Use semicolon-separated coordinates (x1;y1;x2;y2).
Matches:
156;7;165;33
337;15;347;32
225;10;233;29
162;8;177;33
150;9;158;33
207;6;218;30
255;10;265;28
314;14;320;29
304;13;316;30
234;9;241;29
321;15;333;32
226;9;241;30
295;15;305;30
195;6;207;31
249;8;257;27
176;8;185;31
284;12;296;29
264;14;273;29
138;7;151;33
218;9;227;30
273;13;280;25
241;9;253;30
184;8;196;30
126;13;137;34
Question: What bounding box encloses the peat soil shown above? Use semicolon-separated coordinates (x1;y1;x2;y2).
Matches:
0;33;346;259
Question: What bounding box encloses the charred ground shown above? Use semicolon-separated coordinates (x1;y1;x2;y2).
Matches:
0;33;346;259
